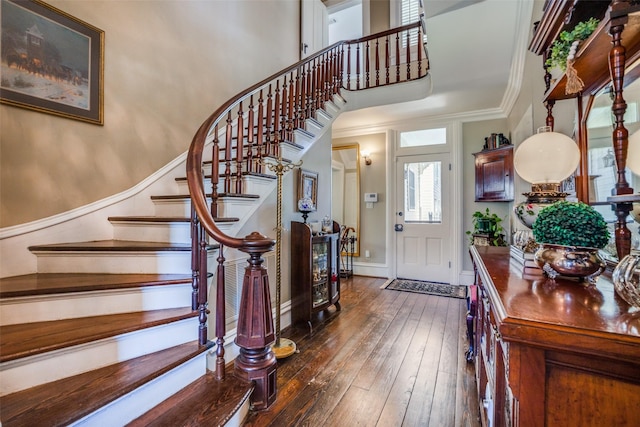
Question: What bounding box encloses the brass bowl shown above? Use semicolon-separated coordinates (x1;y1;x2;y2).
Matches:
535;244;606;280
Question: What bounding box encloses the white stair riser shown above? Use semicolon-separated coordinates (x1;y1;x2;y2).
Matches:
32;251;215;274
293;128;314;145
112;221;232;244
1;284;194;325
216;198;259;219
72;352;210;427
0;317;199;396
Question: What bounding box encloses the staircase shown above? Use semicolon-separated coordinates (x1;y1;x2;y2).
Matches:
0;22;429;426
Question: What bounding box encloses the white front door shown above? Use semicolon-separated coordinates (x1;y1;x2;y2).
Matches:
395;153;451;283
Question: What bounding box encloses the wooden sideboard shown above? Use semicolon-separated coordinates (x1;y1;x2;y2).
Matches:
469;246;640;427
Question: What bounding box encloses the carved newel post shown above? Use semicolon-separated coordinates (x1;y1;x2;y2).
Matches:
234;231;277;409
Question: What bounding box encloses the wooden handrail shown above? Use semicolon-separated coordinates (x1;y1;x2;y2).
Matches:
186;21;429;411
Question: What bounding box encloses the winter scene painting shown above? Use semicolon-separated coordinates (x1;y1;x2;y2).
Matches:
1;0;103;124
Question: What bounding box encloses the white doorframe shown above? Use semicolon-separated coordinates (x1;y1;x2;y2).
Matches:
385;121;463;285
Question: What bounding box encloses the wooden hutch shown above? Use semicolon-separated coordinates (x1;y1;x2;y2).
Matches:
467;2;640;426
528;0;640;259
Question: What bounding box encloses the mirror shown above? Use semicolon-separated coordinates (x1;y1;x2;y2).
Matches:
585;61;640;260
332;144;360;256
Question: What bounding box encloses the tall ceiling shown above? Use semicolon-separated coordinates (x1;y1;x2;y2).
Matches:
331;0;535;132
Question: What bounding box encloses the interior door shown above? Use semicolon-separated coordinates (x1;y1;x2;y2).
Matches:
395;153;451;283
300;0;328;59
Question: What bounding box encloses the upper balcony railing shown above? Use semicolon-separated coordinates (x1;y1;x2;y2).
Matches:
186;20;429;410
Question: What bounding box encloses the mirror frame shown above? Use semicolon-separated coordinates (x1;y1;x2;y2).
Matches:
331;144;360;257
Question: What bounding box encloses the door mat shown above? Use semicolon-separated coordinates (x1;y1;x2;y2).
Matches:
384;279;466;299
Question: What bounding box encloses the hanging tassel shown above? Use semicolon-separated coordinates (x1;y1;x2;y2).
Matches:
565;41;583;95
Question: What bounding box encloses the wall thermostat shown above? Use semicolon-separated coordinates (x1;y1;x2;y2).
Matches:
364;193;378;202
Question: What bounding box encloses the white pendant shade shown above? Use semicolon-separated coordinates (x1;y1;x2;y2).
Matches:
628;129;640;175
514;130;580;184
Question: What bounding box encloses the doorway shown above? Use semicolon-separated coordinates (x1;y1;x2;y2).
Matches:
394;150;452;283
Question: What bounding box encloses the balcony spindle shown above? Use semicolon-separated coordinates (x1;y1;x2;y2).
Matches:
211;125;219;217
406;30;411;81
417;27;423;77
265;84;273;157
385;36;390;84
235;102;244;194
224;112;233;193
347;45;352;90
288;71;295;140
356;44;361;90
256;91;265;174
272;80;281;153
246;96;255;173
198;222;208;345
375;39;380;86
190;204;199;312
395;33;400;82
365;40;370;88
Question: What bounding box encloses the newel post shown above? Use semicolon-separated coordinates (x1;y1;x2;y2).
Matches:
234;231;277;410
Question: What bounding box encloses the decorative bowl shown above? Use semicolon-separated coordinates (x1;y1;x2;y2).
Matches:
534;243;606;281
514;201;552;229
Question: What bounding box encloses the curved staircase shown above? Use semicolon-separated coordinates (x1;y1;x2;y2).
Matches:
0;21;429;426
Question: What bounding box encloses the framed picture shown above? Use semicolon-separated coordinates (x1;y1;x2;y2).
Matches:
297;168;318;211
1;0;104;125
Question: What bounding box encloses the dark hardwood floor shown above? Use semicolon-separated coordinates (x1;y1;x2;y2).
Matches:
244;275;481;427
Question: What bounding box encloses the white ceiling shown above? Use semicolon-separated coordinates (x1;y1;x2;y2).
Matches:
331;0;535;132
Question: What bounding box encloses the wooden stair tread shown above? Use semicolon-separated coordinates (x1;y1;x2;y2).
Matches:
128;371;253;427
175;171;277;182
0;340;212;427
151;193;259;201
0;307;196;362
0;273;192;298
108;216;239;223
28;239;215;252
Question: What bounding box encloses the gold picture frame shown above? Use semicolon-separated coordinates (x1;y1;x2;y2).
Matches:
1;0;104;125
297;168;318;211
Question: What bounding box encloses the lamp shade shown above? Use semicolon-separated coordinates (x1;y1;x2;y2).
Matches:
628;129;640;176
514;129;580;184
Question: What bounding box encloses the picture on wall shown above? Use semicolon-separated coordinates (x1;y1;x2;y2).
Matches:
0;0;104;124
297;168;318;211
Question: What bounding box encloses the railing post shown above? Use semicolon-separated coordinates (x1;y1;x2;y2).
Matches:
215;244;226;380
234;232;277;410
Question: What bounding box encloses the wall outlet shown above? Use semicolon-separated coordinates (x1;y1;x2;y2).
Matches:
365;250;370;258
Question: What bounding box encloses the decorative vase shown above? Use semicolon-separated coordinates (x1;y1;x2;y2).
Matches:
534;243;606;282
514;201;553;229
612;250;640;308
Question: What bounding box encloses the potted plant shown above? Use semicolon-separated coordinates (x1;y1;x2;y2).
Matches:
532;201;610;280
467;208;506;246
545;18;599;72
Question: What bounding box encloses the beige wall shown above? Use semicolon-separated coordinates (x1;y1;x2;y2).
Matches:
461;119;510;271
1;0;299;227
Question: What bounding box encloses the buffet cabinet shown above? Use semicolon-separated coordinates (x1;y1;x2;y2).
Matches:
469;246;640;427
290;221;341;331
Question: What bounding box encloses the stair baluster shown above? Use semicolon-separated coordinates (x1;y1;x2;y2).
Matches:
215;244;226;379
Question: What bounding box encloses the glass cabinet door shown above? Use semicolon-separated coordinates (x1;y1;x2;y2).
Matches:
312;240;329;307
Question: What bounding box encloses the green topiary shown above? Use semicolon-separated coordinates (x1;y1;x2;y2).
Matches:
533;201;610;249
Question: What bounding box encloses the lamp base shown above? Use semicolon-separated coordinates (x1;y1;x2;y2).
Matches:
271;337;297;359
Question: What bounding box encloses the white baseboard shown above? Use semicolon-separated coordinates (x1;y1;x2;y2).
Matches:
459;270;474;286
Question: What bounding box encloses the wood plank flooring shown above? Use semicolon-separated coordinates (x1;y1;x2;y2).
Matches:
244;275;481;427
